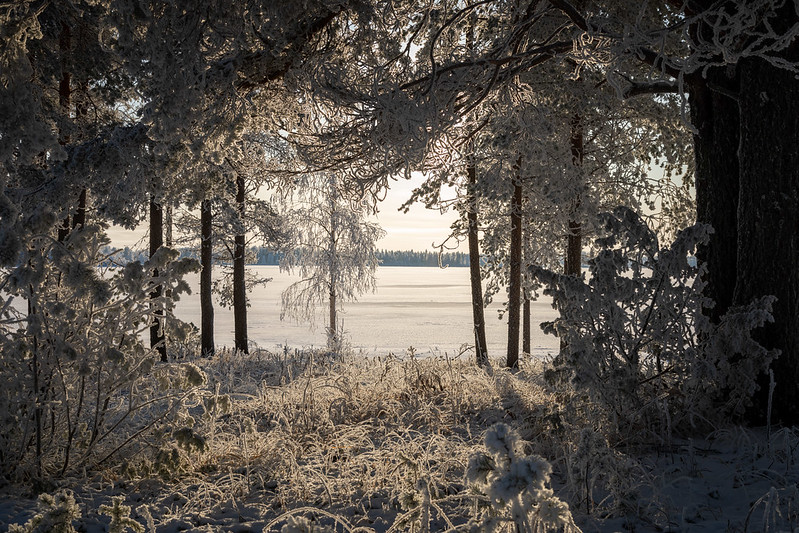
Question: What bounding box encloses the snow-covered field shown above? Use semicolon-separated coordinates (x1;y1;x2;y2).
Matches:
173;266;561;358
2;350;797;532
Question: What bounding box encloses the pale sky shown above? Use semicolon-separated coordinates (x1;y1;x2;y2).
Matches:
107;173;463;252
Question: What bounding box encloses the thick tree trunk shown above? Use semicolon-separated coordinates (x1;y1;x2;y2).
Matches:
201;199;215;357
688;69;740;322
467;160;489;366
735;55;799;425
149;196;167;361
507;163;523;369
233;175;248;354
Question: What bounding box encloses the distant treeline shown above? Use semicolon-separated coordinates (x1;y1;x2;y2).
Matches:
255;248;469;267
103;246;469;267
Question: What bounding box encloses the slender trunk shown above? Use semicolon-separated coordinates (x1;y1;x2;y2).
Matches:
72;189;87;231
72;78;88;232
149;196;166;361
735;53;799;425
523;294;531;355
329;274;337;351
29;295;42;479
165;205;173;248
328;176;338;350
507;159;523;369
467;157;489;366
57;21;71;243
564;114;583;277
564;220;582;276
464;16;489;367
201;199;215;357
164;204;173;344
233;175;248;354
560;115;584;356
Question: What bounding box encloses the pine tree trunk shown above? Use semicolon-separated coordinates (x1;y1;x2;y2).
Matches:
201;199;215;357
72;78;88;232
735;54;799;425
688;70;740;322
233;175;248;354
149;196;167;361
57;21;71;243
564;114;583;277
506;160;523;369
72;189;87;231
467;159;489;366
560;115;583;356
523;294;530;355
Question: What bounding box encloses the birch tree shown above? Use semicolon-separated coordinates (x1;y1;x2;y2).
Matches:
279;174;385;351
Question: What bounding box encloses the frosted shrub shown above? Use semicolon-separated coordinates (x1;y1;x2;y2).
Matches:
465;423;579;532
8;490;81;533
0;224;203;480
532;207;777;437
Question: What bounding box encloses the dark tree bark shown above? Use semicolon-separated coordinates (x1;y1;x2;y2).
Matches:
734;54;799;425
507;161;523;369
201;199;215;357
683;6;799;425
564;114;583;277
523;294;531;355
57;21;72;243
688;69;740;322
72;189;87;231
149;196;167;361
467;159;489;367
233;175;248;354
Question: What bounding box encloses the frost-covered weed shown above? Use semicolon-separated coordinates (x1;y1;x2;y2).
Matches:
465;423;579;533
280;515;335;533
562;427;650;519
745;485;799;533
533;207;776;438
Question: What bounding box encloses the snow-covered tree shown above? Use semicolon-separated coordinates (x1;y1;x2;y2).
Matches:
279;174;385;351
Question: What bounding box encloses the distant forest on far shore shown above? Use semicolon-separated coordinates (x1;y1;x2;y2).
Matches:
105;246;470;268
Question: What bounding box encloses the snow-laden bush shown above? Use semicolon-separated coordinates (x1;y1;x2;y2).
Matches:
465;423;579;533
532;207;777;438
0;224;204;481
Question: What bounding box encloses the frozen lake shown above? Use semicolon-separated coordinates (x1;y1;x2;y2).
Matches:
173;265;561;359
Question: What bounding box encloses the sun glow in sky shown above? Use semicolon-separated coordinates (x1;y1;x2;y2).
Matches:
107;173;463;252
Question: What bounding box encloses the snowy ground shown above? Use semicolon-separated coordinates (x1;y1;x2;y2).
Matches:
1;350;797;532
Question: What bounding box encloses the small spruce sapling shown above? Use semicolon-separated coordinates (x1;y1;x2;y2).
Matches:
8;491;81;533
99;497;145;533
465;423;579;532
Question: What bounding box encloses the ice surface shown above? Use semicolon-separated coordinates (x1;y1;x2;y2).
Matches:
173;266;561;357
